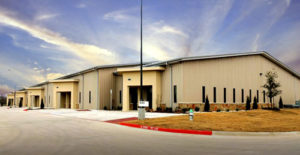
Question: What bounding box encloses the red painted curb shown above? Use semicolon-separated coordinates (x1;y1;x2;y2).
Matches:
23;109;28;111
119;122;212;135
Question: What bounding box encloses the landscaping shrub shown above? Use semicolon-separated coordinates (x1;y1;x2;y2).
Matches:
195;106;200;112
246;96;251;110
166;107;172;113
182;108;188;113
217;109;221;112
104;106;107;110
156;107;162;112
40;99;44;109
236;108;239;111
253;96;258;110
279;97;283;109
226;109;230;112
204;95;210;112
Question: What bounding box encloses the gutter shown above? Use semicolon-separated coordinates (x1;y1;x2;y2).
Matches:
96;69;100;110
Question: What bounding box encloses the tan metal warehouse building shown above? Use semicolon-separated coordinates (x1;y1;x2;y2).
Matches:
7;52;300;111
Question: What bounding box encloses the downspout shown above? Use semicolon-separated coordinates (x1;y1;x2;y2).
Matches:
96;69;100;110
168;62;173;111
47;83;48;107
82;74;84;109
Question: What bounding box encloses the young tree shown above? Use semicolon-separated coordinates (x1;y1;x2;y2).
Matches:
246;96;251;110
279;97;283;109
204;95;210;112
262;71;282;109
253;96;258;109
0;96;6;106
40;99;44;109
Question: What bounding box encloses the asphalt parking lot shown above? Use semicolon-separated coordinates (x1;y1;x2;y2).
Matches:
1;107;300;155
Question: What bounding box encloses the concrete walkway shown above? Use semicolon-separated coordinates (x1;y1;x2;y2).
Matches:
36;108;183;121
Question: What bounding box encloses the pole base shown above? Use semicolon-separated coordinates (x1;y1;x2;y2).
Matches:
138;107;145;120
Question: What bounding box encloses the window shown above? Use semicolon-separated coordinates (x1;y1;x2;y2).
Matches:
257;90;259;103
233;88;236;103
249;89;252;102
242;89;244;103
119;90;122;104
174;85;177;103
224;88;227;103
263;90;266;103
89;91;91;103
213;87;216;103
202;86;205;103
79;92;81;103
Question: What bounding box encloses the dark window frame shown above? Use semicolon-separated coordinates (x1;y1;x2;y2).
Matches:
79;92;81;103
213;87;216;103
249;89;252;102
242;89;244;103
119;90;122;104
257;90;259;103
89;91;91;104
263;90;266;103
202;86;205;103
174;85;177;103
224;88;227;103
233;88;236;103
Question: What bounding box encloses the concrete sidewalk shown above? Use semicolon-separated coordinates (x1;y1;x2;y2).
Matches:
35;108;183;121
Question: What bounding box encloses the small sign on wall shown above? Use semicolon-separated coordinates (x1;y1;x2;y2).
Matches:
139;101;149;107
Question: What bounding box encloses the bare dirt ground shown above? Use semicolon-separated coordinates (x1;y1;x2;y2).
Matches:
126;109;300;132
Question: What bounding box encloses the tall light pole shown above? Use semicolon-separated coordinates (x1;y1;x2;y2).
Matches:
140;0;143;103
138;0;146;120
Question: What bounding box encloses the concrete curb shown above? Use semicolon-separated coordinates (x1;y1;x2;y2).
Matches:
213;131;300;136
118;122;212;135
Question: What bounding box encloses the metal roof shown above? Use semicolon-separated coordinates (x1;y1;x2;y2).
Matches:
26;51;300;89
28;61;155;88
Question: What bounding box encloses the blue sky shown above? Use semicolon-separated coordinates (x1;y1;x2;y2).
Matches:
0;0;299;95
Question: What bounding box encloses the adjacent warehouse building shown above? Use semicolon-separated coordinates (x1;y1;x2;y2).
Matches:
7;52;300;111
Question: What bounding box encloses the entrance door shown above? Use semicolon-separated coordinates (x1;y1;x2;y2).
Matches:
34;96;40;107
19;97;23;107
129;87;138;110
146;86;153;109
60;92;71;108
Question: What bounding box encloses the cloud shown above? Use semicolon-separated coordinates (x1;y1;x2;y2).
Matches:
103;8;188;61
149;23;188;38
0;55;46;88
76;3;87;9
285;0;291;7
187;0;234;56
0;10;118;65
35;13;59;21
103;9;135;22
0;84;13;96
46;73;64;80
252;33;261;51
